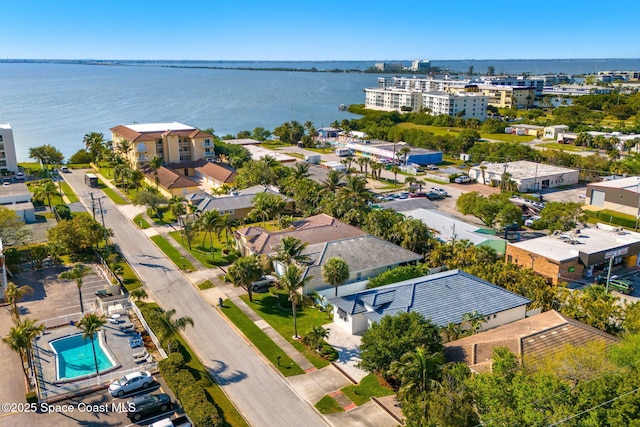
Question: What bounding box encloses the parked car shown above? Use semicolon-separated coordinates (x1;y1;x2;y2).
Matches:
408;192;428;198
430;187;448;197
149;415;193;427
426;191;444;200
127;393;173;422
109;371;152;397
60;166;70;173
251;275;275;291
14;172;25;180
524;216;541;227
426;164;439;170
454;175;472;184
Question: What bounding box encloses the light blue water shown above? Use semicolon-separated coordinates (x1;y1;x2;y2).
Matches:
1;59;639;162
50;333;114;380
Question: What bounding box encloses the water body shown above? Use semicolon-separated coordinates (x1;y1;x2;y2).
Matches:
1;58;639;161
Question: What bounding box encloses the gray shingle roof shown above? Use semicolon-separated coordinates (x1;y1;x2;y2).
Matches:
331;269;530;327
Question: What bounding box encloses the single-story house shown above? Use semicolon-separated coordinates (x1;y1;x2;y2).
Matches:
235;213;366;257
298;235;423;295
506;223;640;284
330;269;531;335
543;125;569;140
193;185;293;221
0;182;36;222
468;160;579;192
445;309;619;373
142;166;201;198
401;208;507;254
166;159;236;188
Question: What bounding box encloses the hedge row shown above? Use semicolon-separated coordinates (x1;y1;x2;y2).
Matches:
585;210;637;229
159;351;222;427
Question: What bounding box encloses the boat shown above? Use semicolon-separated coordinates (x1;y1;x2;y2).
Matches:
339;104;347;111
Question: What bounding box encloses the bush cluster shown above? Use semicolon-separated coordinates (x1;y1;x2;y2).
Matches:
159;353;222;427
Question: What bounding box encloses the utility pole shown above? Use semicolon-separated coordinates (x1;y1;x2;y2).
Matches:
90;192;96;219
97;198;109;257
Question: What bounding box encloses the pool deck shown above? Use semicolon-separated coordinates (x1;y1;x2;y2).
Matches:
33;317;156;402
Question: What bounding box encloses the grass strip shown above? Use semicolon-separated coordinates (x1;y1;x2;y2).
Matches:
133;213;151;229
198;280;215;290
150;235;195;271
222;299;305;376
99;181;129;205
58;181;80;203
315;395;344;414
341;374;395;406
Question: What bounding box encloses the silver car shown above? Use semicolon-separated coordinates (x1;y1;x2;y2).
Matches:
108;371;152;397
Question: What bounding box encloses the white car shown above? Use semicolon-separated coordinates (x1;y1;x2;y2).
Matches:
430;187;448;197
454;175;472;184
108;371;152;397
524;216;541;227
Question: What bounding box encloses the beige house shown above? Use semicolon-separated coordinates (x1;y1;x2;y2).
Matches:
142;166;201;198
110;122;215;170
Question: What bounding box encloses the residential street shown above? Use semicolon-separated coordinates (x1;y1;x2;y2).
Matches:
62;170;328;427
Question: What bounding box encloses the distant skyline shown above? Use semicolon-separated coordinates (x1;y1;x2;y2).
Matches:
1;0;639;61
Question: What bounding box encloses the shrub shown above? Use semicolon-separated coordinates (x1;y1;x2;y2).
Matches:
54;204;71;220
158;352;185;374
320;343;339;361
367;264;429;289
25;391;37;403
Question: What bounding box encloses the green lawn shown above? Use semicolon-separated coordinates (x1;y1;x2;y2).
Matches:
138;302;249;427
99;180;130;205
150;235;195;271
536;142;595;152
119;261;143;291
222;300;305;376
58;181;80;203
315;395;344;414
240;291;332;369
168;230;238;267
396;123;535;143
341;374;395;406
198;280;215;290
133;213;151;229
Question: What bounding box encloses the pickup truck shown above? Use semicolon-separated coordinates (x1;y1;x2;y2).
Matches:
149;415;192;427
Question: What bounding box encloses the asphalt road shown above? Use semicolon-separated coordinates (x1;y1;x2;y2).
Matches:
62;171;327;427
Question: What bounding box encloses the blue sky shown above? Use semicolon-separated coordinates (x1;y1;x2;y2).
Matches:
1;0;639;61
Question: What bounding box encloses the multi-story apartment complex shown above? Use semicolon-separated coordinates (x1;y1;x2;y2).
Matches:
474;84;536;109
110;122;215;170
364;87;423;112
477;75;545;96
421;92;488;120
377;76;468;92
0;124;18;173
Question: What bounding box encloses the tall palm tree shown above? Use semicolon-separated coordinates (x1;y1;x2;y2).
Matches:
277;263;312;339
3;323;31;383
117;140;133;168
273;236;310;267
391;165;401;185
227;255;264;302
338;174;372;206
388;346;444;402
128;169;145;193
58;264;92;315
34;180;58;209
399;146;411;165
4;282;34;324
19;318;45;375
153;308;194;353
405;176;417;192
292;163;311;180
148;155;163;189
322;257;350;297
130;288;148;303
219;213;239;246
321;169;343;193
196;210;223;258
168;196;187;226
76;313;107;375
83;132;105;162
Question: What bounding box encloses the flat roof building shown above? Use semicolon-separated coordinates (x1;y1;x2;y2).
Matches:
506;223;640;284
468;160;579;192
586;176;640;217
344;141;442;165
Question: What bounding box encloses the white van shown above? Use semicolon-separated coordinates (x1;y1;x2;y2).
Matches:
335;148;353;157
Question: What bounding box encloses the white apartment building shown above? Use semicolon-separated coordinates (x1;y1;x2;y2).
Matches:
377;76;469;92
421;92;488;120
364;88;422;112
0;124;18;173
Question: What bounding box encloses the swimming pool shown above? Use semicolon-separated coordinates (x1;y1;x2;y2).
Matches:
50;333;116;381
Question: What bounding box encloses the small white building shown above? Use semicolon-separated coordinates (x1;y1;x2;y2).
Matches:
0;124;18;173
330;270;530;335
544;125;570;140
0;182;36;222
468;160;579;192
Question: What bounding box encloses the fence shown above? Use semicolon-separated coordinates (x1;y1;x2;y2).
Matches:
37;310;100;329
316;280;369;301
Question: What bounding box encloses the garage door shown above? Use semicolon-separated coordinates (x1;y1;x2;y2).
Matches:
591;190;605;207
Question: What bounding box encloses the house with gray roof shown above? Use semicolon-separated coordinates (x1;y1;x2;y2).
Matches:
296;235;423;296
191;185;293;221
330;269;530;335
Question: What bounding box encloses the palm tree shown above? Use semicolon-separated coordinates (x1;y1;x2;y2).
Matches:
391;165;401;185
148;155;163;189
130;288;148;303
153;308;194;353
277;263;312;339
322;257;350;297
196;210;223;259
274;236;310;266
76;313;107;375
168;196;187;226
19;318;45;375
338;174;372;206
321;169;343;193
58;263;92;315
442;322;464;342
219;213;239;246
405;176;417;192
83;132;105;162
227;255;264;302
34;179;58;209
399;146;411;165
3;323;31;383
388;346;444;402
304;325;330;352
117;140;133;168
479;165;488;185
4;282;34;324
292;163;311;180
370;162;383;180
